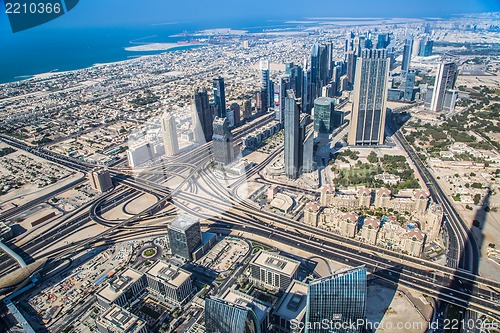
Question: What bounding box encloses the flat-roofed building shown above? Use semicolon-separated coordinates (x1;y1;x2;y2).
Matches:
96;269;145;310
89;168;113;193
249;251;300;291
222;289;271;332
273;280;308;333
145;260;194;306
96;305;148;333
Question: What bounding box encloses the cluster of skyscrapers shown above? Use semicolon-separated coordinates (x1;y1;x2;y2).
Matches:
204;265;367;333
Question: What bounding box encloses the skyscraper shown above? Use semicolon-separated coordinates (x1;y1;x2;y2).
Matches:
348;49;389;146
305;266;367;333
205;297;261;333
313;97;334;134
418;36;433;57
429;61;458;112
161;112;179;156
167;216;202;261
213;77;226;118
346;51;357;90
284;90;301;179
212;117;235;166
260;60;271;110
275;75;291;123
192;89;213;142
243;100;252;120
229;102;241;127
401;35;413;74
403;70;416;101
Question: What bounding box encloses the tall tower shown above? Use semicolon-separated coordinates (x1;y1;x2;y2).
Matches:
313;97;334;133
401;35;413;75
430;61;458;112
212;117;235;166
260;59;270;110
305;266;367;333
192;89;213;142
284;90;300;179
161;112;179;156
213;76;226;118
348;49;389;146
346;51;357;89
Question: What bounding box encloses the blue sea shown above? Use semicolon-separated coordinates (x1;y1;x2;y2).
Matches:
0;20;289;84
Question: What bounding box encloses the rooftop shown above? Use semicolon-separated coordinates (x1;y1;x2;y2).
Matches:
146;260;191;288
250;251;300;276
97;268;143;303
98;305;147;333
222;289;271;324
273;280;308;321
169;215;199;232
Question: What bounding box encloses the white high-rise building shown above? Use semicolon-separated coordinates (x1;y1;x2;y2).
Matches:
161;112;179;156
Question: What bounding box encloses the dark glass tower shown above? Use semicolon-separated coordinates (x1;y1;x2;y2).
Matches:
205;297;261;333
167;216;202;261
348;49;389;146
212;117;235;166
313;97;334;133
193;89;213;142
284;90;301;179
213;76;226;118
305;266;367;333
401;35;413;74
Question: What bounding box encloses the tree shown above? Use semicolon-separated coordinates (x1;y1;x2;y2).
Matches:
473;193;481;205
367;151;378;163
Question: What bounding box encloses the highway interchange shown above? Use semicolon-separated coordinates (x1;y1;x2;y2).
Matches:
0;111;499;330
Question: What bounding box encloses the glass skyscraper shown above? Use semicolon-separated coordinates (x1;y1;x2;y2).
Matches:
213;76;226;118
401;35;413;74
167;216;202;261
205;297;261;333
305;266;367;333
192;89;213;142
429;62;458;112
313;97;334;133
347;49;389;146
212;117;235;166
284;90;300;179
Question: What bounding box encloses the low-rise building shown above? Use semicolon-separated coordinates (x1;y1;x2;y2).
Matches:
249;251;300;291
273;280;308;333
96;305;148;333
96;269;145;310
145;260;194;306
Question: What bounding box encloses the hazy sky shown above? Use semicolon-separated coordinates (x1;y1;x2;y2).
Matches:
1;0;499;31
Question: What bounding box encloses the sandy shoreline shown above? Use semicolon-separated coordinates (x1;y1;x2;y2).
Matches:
125;42;206;52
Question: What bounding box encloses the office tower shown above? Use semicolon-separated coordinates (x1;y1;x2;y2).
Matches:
260;59;271;109
161;112;179;156
302;58;312;113
167;216;202;261
286;62;303;99
313;97;334;133
284;90;301;179
403;70;416;101
192;89;213;142
305;266;367;333
401;35;413;74
346;51;357;89
310;43;320;100
348;49;390;146
229;102;241;127
145;260;194;305
275;75;291;123
430;61;458;111
96;305;148;333
301;116;315;173
243;100;252;120
376;33;390;49
213;76;226;118
89;168;113;193
249;250;300;291
418;36;433;57
205;297;261;333
212;117;235;166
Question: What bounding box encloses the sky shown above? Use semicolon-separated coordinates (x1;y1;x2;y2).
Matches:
1;0;500;32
